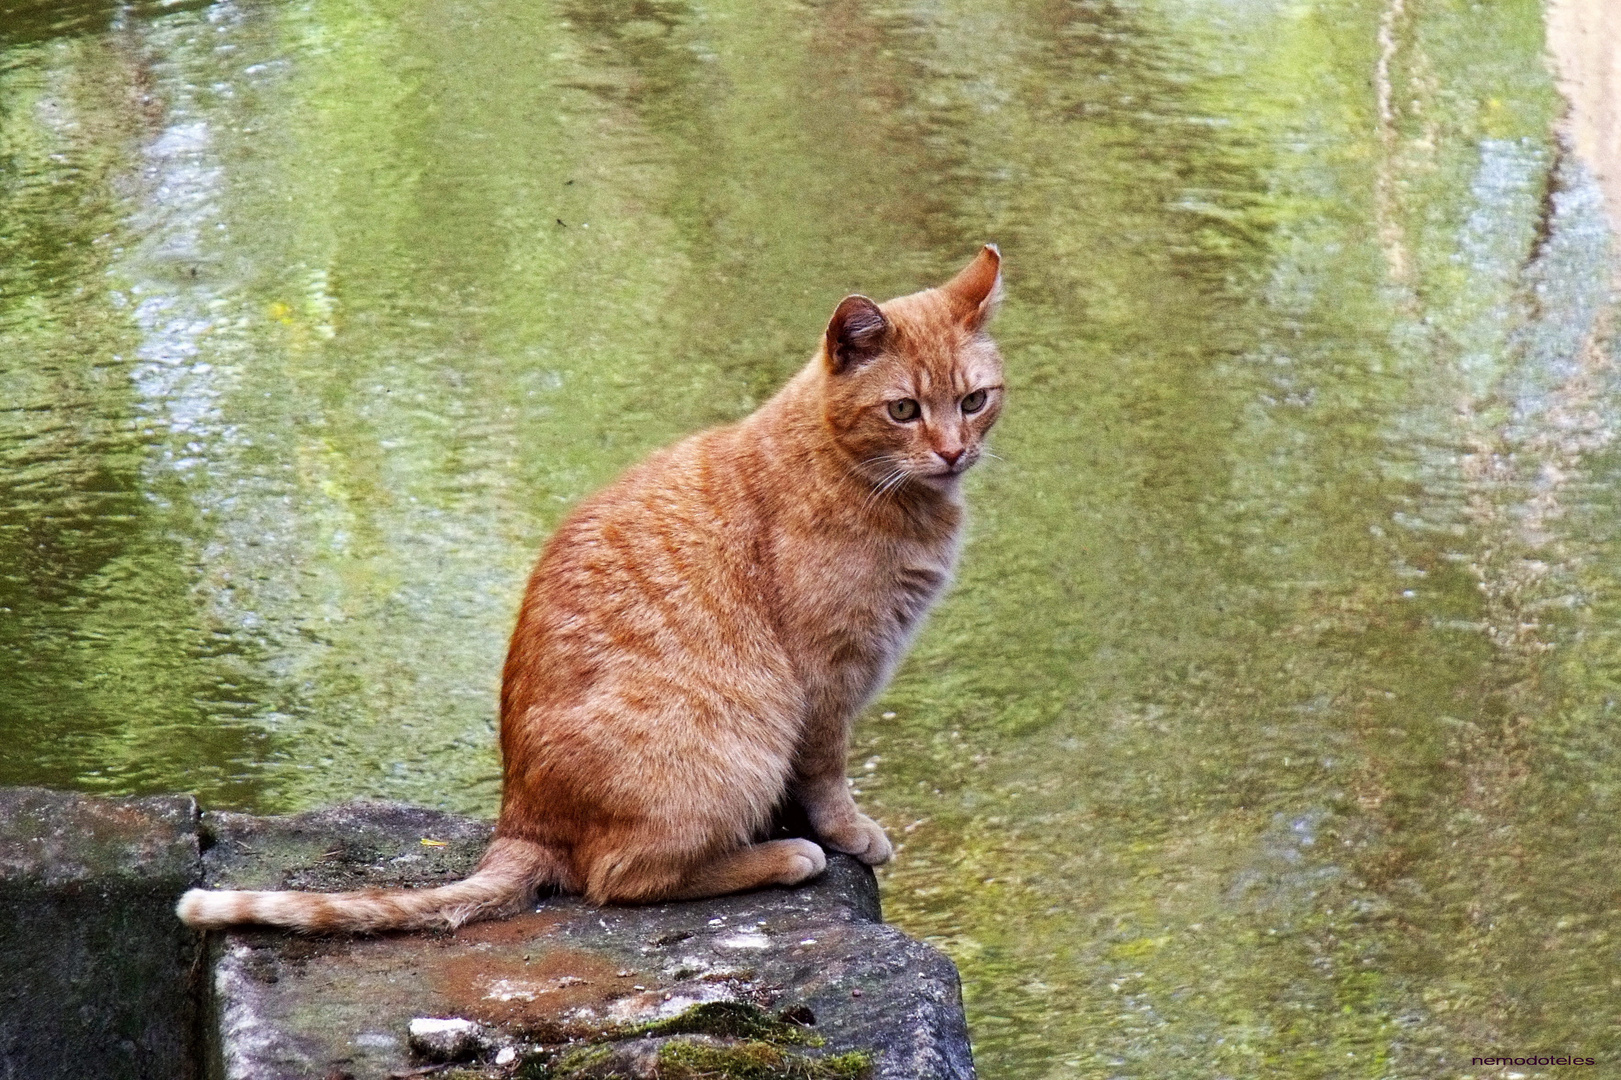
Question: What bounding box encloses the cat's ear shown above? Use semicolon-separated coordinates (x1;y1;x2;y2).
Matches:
941;243;1002;331
824;294;890;375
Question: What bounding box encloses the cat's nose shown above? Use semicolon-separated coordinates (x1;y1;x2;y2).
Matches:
937;449;964;468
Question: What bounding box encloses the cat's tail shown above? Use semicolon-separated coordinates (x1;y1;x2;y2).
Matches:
175;836;561;933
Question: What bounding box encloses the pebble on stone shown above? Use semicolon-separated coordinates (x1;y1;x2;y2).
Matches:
407;1017;482;1062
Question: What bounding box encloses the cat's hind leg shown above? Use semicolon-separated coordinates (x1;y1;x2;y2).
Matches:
580;838;825;904
671;839;826;900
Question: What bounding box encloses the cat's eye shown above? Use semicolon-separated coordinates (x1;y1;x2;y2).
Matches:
887;398;921;422
961;389;988;414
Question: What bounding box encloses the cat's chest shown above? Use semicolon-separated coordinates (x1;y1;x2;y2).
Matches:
875;546;956;624
782;532;959;642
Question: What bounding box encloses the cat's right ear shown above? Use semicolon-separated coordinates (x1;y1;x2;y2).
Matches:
824;295;890;375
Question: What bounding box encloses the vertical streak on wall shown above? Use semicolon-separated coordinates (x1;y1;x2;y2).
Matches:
1374;0;1410;283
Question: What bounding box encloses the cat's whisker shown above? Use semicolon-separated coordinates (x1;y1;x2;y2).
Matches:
853;454;903;491
864;461;918;510
860;453;906;473
873;467;912;506
862;465;911;512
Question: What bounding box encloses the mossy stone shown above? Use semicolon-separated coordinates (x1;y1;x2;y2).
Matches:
639;1001;822;1046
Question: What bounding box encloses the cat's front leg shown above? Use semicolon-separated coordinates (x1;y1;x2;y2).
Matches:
809;797;893;866
791;741;893;866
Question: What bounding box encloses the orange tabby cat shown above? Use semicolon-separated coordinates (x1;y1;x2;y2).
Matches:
177;245;1004;931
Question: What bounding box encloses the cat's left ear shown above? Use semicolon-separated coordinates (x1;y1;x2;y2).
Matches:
941;243;1002;331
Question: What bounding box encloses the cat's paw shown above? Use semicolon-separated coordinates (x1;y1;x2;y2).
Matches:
820;813;894;865
776;838;828;885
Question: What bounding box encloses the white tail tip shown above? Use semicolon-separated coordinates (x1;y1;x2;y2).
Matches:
176;888;240;928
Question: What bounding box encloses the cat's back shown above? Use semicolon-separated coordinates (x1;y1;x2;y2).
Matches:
535;421;771;594
501;421;787;712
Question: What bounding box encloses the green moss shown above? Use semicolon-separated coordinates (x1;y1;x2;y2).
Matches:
657;1040;872;1080
639;1002;821;1046
517;1043;619;1080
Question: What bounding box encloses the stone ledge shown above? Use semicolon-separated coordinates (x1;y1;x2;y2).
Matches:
0;791;975;1080
0;785;200;888
202;802;972;1080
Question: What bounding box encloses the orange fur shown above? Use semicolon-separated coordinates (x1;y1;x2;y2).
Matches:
177;246;1005;931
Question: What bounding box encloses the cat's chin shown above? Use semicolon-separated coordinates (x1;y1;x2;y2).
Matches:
915;470;964;493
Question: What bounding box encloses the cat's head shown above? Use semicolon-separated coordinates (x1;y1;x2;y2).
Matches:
819;245;1005;495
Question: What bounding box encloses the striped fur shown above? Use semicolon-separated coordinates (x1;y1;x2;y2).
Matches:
176;246;1005;931
176;837;557;932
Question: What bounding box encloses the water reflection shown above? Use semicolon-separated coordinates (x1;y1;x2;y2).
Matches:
3;0;1618;1076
